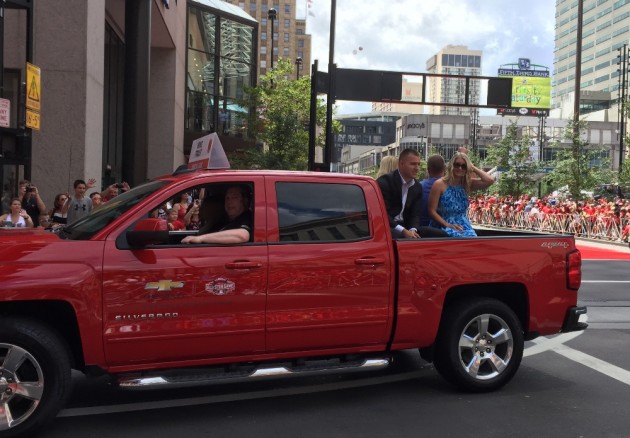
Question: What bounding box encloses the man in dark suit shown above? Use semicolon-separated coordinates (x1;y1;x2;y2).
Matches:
377;149;448;238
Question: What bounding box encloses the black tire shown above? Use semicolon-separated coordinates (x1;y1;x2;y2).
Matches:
0;318;72;437
432;298;524;392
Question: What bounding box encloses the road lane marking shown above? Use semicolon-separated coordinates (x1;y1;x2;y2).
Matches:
551;344;630;386
581;280;630;283
525;314;630;387
524;331;584;357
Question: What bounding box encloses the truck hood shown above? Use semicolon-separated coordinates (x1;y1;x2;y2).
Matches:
0;227;61;243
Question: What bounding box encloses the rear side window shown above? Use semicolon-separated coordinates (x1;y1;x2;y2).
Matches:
276;182;370;242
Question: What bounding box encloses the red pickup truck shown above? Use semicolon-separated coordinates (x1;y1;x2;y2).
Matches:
0;170;586;437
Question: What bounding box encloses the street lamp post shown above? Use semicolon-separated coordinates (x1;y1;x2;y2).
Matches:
617;44;629;173
295;57;303;79
324;0;337;170
268;8;277;71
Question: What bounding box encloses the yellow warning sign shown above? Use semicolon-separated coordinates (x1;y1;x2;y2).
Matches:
26;63;41;112
26;109;40;130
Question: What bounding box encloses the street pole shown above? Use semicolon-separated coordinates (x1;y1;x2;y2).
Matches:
324;0;336;170
308;60;318;170
618;44;628;173
538;115;546;197
268;8;277;71
573;0;583;194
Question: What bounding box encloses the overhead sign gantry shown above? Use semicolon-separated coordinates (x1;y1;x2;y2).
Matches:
308;63;514;171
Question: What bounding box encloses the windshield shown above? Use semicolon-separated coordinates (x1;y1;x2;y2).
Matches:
61;180;169;240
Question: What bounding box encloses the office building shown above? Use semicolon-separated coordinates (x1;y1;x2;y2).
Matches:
425;45;482;117
225;0;312;78
339;114;618;177
334;112;402;166
0;0;257;211
553;0;630;108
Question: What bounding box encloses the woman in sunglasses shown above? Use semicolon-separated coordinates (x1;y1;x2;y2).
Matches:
428;152;494;237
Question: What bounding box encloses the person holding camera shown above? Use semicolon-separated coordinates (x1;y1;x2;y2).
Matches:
101;181;130;202
184;198;202;230
19;180;47;227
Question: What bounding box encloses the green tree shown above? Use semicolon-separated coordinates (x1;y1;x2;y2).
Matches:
485;121;541;196
544;118;614;199
234;59;330;170
619;159;630;186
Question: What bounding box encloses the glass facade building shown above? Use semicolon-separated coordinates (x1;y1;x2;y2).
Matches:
187;1;257;142
554;0;630;106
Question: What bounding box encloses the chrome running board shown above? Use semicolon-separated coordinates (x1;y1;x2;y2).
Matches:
117;356;392;389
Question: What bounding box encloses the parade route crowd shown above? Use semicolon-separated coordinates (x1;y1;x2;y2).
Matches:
469;193;630;243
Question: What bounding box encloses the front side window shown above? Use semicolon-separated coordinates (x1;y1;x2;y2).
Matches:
62;180;169;240
123;182;255;247
276;182;370;242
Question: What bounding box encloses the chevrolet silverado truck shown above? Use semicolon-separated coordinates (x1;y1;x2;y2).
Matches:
0;170;587;436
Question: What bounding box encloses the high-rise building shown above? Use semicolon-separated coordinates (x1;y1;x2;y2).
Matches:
225;0;312;79
553;0;630;109
425;45;482;117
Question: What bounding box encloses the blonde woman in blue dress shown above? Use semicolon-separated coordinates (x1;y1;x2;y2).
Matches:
428;152;494;237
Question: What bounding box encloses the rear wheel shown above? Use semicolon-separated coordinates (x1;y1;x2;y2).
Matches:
432;298;524;392
0;318;72;437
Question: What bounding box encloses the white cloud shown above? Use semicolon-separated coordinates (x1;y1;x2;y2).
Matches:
298;0;555;114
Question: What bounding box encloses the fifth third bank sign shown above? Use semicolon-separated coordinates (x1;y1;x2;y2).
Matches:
497;58;551;116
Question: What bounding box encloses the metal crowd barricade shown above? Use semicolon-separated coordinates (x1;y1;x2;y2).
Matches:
470;208;630;243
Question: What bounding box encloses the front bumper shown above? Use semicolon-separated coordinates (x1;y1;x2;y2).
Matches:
561;306;588;332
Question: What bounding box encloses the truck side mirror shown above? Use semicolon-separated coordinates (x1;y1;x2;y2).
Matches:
126;218;169;248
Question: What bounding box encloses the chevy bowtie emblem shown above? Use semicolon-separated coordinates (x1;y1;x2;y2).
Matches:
145;280;184;291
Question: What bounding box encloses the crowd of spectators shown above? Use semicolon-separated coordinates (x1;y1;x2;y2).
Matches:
469;193;630;243
1;179;130;230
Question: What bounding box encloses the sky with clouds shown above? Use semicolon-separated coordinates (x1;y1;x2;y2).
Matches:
296;0;555;114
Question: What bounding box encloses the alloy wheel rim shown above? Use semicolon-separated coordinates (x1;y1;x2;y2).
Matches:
458;314;514;381
0;343;44;431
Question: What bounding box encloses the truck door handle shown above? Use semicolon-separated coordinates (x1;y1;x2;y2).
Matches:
225;261;262;270
355;258;385;266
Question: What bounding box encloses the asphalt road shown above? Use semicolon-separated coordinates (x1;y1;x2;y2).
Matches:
39;242;630;438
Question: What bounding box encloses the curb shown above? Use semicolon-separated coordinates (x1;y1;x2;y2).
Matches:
475;224;630;250
574;236;629;250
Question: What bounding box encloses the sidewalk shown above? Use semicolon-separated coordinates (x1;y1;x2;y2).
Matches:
477;224;629;251
574;236;629;251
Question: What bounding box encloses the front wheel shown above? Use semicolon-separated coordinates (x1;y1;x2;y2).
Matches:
0;318;72;437
432;298;524;392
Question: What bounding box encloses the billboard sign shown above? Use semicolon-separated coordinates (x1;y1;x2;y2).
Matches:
498;58;551;116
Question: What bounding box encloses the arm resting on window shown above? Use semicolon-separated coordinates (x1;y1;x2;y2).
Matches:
181;228;249;244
